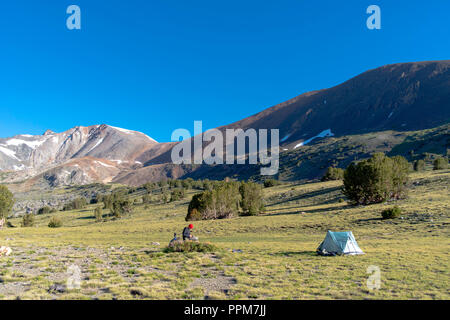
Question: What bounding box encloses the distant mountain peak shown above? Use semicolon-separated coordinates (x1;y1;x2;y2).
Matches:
0;124;159;186
43;129;55;136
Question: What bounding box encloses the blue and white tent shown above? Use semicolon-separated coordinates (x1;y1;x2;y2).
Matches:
317;231;364;256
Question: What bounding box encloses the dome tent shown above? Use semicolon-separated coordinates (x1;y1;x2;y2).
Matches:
317;231;364;256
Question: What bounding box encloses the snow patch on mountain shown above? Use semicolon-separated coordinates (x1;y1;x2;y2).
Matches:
95;160;115;168
0;146;19;160
143;134;157;143
109;126;135;134
281;134;291;143
86;137;104;154
294;129;334;149
6;138;46;149
108;125;157;142
13;164;25;171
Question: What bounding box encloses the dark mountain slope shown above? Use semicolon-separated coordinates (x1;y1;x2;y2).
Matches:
221;60;450;145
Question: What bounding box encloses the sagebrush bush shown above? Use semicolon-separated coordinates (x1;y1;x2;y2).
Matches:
381;206;402;219
63;197;87;211
186;181;265;220
263;179;280;188
112;198;133;218
321;167;344;181
0;185;14;220
37;206;51;215
94;207;103;222
170;188;185;202
343;153;409;205
433;157;448;170
186;182;240;220
142;194;152;204
239;182;264;216
186;207;202;221
48;217;63;228
22;213;35;227
413;159;425;171
164;240;217;253
160;192;170;204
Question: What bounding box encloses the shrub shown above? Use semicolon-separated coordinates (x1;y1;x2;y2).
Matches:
112;198;133;219
159;179;168;188
186;182;240;220
186;207;202;221
103;194;113;210
186;194;205;221
22;213;35;227
94;207;103;222
173;180;183;189
186;181;265;220
239;182;264;216
263;179;280;188
321;167;344;181
164;240;217;253
203;180;213;191
142;194;152;204
6;221;16;228
0;185;14;220
191;179;204;190
38;206;52;215
160;192;170;204
63;197;87;211
381;206;402;219
343;153;409;205
181;180;192;189
413;159;425;171
103;191;130;210
433;157;448;170
170;188;185;202
143;182;155;193
391;155;410;195
90;194;103;204
48;217;63;228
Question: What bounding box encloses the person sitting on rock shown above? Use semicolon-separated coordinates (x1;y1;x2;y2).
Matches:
182;224;198;241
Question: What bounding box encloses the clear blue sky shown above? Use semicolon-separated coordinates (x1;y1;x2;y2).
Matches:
0;0;448;142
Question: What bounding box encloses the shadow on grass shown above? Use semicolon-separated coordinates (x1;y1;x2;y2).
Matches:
276;251;317;257
266;204;354;216
76;215;95;220
76;214;110;220
265;186;343;207
355;217;384;223
143;249;161;254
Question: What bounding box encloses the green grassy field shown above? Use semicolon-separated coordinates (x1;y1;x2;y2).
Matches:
0;170;449;300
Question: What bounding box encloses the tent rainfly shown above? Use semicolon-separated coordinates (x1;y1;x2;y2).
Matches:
317;231;364;256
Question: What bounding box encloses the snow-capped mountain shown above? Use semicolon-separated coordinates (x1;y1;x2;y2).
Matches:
0;124;158;186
